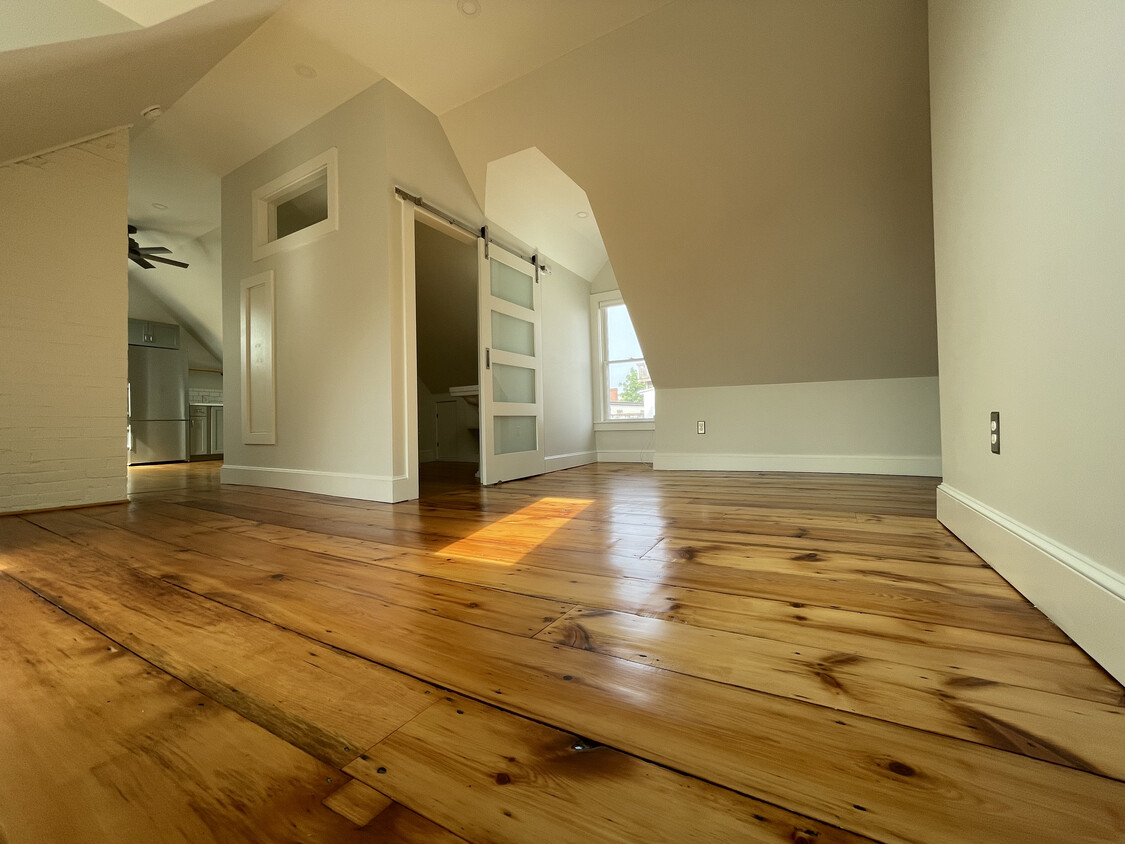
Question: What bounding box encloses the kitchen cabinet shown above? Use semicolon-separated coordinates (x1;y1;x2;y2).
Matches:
189;405;224;459
210;407;223;456
128;319;180;349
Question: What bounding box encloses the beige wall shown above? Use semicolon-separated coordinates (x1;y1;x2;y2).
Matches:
656;378;941;475
222;84;393;495
541;258;596;468
381;82;487;485
442;0;937;390
0;129;129;513
221;80;487;500
929;0;1125;681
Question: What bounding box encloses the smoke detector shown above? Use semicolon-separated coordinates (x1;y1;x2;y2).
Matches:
141;105;163;120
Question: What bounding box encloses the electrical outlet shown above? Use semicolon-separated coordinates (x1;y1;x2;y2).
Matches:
990;411;1000;454
697;420;706;434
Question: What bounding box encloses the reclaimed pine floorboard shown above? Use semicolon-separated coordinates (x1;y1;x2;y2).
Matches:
0;460;1122;843
0;572;450;844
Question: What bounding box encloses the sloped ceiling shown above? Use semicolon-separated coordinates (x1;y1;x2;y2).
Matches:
3;0;668;370
0;0;218;55
4;0;936;393
442;0;938;389
486;148;607;281
1;1;139;53
0;0;288;166
128;226;224;363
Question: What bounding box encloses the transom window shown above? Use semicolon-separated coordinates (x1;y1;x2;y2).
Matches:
252;148;338;261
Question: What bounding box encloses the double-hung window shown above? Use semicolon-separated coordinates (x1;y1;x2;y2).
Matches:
592;293;654;421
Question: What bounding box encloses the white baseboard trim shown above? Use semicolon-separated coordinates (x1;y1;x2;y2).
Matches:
938;484;1125;685
652;452;942;476
545;451;597;472
597;449;655;464
220;464;406;503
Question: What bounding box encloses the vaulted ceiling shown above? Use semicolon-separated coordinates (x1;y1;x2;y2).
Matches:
2;0;937;390
442;0;937;388
2;0;667;365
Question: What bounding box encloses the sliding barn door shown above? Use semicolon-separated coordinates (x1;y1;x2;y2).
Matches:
477;239;545;485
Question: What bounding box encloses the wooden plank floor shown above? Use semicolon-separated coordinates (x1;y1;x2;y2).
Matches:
2;461;1123;843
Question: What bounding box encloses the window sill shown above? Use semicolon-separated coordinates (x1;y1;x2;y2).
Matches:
594;420;655;432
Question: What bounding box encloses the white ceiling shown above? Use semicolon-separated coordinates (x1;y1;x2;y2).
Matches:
1;0;666;256
127;2;386;237
486;148;607;280
3;1;939;392
1;0;138;53
0;0;289;166
2;0;669;362
99;0;216;28
125;0;666;247
273;0;670;117
440;0;939;388
1;0;219;54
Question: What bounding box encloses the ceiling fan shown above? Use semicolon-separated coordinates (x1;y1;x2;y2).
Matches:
128;225;189;269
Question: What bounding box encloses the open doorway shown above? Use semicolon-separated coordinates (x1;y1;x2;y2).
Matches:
397;183;592;501
413;218;481;493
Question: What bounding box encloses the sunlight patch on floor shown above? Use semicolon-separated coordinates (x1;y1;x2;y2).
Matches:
438;497;593;564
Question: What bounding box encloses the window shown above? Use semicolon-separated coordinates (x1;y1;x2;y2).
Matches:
252;148;338;260
271;170;328;240
592;294;654;421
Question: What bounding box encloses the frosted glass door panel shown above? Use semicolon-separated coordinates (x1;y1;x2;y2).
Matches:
494;416;537;454
478;239;544;485
490;259;534;310
492;363;535;404
491;310;535;356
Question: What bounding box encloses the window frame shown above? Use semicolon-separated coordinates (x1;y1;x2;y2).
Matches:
589;290;655;426
252;148;339;261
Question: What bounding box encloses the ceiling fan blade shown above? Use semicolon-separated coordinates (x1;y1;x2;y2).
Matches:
137;247;173;254
142;254;190;269
129;254;155;269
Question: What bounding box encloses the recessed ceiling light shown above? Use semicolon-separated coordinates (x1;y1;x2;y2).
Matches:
458;0;480;16
141;105;163;120
294;63;317;79
152;202;168;211
576;211;589;219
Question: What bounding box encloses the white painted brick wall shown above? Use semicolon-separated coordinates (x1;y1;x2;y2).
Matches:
0;130;130;513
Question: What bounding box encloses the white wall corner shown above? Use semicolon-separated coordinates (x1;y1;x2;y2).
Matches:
220;464;406;503
937;484;1125;686
653;452;942;477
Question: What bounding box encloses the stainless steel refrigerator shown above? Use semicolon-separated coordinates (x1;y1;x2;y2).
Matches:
128;344;188;464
